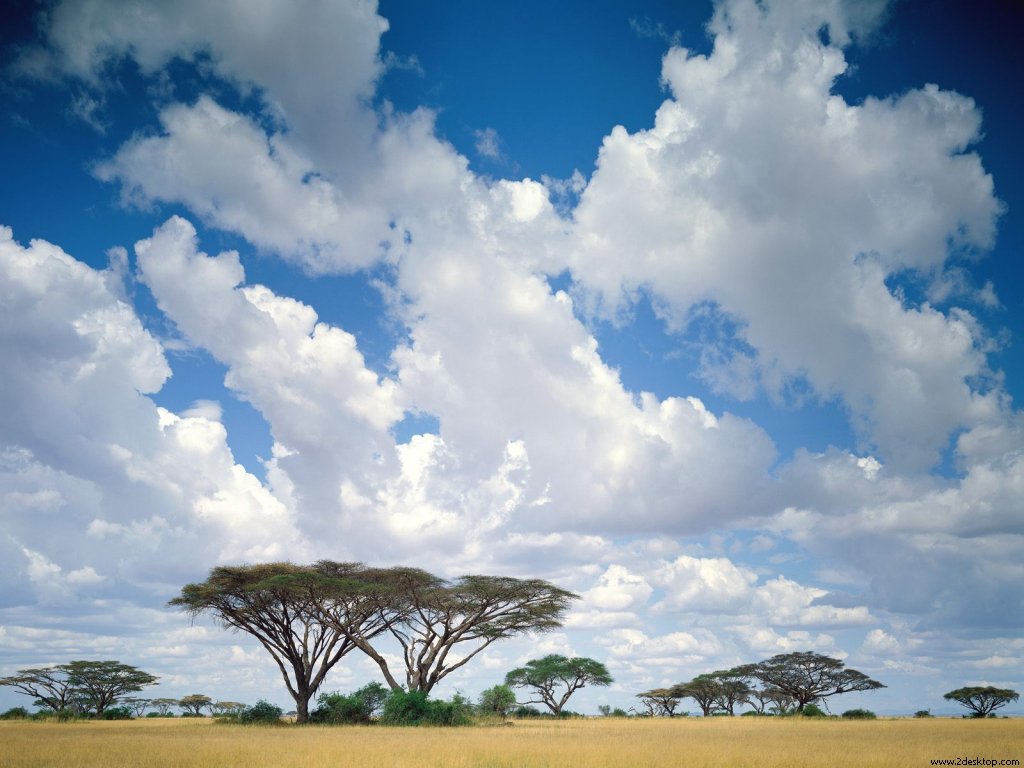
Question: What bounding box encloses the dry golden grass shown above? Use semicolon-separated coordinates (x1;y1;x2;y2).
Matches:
0;716;1020;768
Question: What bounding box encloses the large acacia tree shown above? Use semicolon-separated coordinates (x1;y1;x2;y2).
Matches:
169;561;389;723
330;567;577;694
944;686;1019;718
737;652;884;713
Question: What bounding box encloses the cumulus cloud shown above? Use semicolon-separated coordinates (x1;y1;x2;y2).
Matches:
568;0;1003;471
0;226;306;606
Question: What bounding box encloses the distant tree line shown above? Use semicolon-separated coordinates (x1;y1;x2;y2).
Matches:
637;652;885;716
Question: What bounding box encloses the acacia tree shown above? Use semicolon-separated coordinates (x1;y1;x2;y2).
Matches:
944;686;1019;718
178;694;213;716
65;661;158;716
335;567;577;694
150;698;180;716
636;688;683;717
737;652;884;713
0;666;77;712
212;701;247;716
710;670;751;715
169;562;389;724
505;655;613;715
122;697;150;717
671;675;724;717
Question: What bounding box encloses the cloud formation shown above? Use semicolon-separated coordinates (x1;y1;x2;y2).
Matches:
1;0;1020;714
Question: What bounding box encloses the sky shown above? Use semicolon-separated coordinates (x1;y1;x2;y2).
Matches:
0;0;1021;717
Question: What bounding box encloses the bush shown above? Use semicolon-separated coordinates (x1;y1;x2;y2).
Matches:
100;707;133;720
510;705;542;718
800;704;828;718
841;708;877;720
741;710;771;717
379;690;473;726
237;700;284;725
479;685;516;719
179;712;205;718
913;710;933;718
1;707;30;720
310;683;390;725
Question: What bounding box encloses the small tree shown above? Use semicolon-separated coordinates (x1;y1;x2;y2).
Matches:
737;652;884;713
636;688;683;717
212;701;247;716
63;661;158;716
122;697;150;717
178;694;213;716
505;655;612;715
479;684;516;718
150;698;180;716
944;687;1019;718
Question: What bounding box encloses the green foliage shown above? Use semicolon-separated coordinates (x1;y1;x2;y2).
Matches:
510;705;542;718
177;694;213;716
237;700;284;724
311;683;390;724
0;707;30;720
913;710;933;718
378;689;473;726
800;703;828;718
145;711;176;718
505;655;612;715
741;710;770;716
944;686;1019;718
100;706;133;720
737;652;884;714
478;684;516;718
841;708;877;719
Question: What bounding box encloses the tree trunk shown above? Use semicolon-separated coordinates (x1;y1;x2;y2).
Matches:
294;689;310;724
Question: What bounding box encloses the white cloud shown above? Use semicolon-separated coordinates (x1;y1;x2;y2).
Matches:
567;0;1003;471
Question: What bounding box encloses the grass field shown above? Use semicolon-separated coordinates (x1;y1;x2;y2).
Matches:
0;716;1020;768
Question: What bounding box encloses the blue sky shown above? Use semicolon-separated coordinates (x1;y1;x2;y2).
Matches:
1;0;1021;716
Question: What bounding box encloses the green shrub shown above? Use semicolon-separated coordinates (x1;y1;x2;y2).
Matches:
913;710;932;718
801;704;828;718
841;708;877;719
379;690;473;726
179;711;205;718
510;705;542;718
1;707;30;720
237;700;284;725
101;706;133;720
310;683;390;725
478;685;516;719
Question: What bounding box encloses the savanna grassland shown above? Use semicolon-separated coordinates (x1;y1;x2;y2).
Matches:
1;717;1021;768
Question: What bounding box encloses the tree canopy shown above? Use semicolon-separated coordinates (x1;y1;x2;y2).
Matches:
170;561;577;715
349;569;577;694
0;661;157;716
505;654;613;715
944;686;1019;718
0;666;77;713
169;561;386;723
736;652;884;713
636;688;683;717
